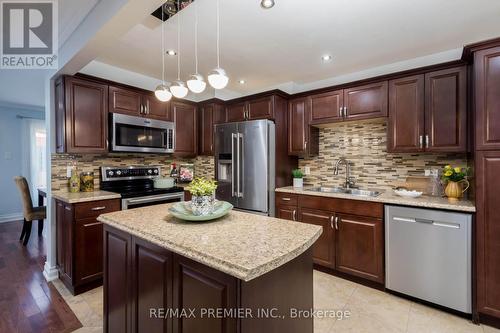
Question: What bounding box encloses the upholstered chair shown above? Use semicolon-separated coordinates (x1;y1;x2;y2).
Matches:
13;176;46;246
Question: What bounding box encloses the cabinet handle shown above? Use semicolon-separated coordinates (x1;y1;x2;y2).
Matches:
425;135;429;148
64;206;72;211
292;210;296;221
140;104;144;114
281;197;291;201
334;216;339;230
83;222;103;227
304;141;308;150
419;135;423;149
343;106;347;117
147;100;150;115
330;215;334;229
339;107;343;117
91;206;107;211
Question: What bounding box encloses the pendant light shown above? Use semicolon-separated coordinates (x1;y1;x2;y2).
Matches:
187;1;206;93
170;0;189;99
208;0;229;89
155;2;173;102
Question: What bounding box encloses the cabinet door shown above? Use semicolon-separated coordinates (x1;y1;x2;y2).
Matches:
74;218;103;285
173;254;237;333
144;94;171;121
131;237;173;333
388;75;425;152
213;103;226;124
344;81;388;120
475;47;500;150
276;205;298;221
109;85;142;116
425;66;467;152
173;102;198;157
65;77;108;153
225;102;246;122
199;104;215;155
476;151;500;318
335;214;384;283
55;78;66;153
63;203;73;279
288;97;318;156
56;201;65;272
309;90;343;124
247;96;274;120
298;209;335;268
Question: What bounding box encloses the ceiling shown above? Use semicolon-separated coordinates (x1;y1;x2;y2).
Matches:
0;0;99;109
90;0;500;96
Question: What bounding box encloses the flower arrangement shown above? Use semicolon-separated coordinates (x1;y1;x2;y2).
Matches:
441;165;468;182
292;169;304;179
187;177;218;196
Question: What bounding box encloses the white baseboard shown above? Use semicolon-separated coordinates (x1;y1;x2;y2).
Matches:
0;213;23;223
43;262;59;281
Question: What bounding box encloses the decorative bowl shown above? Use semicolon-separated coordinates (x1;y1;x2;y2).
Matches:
169;201;233;222
394;189;423;198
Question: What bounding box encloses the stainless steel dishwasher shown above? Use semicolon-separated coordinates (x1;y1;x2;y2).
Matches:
385;205;472;313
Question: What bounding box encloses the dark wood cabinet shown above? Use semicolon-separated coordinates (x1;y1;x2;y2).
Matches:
173;101;198;157
475;46;500;150
344;81;388;121
288;97;319;156
388;66;467;153
56;76;109;153
388;74;425;152
299;209;335;269
56;198;120;295
225;102;246;122
335;213;384;283
475;139;500;320
309;90;343;124
276;205;297;221
145;93;172;121
247;96;274;120
199;102;224;156
109;85;170;121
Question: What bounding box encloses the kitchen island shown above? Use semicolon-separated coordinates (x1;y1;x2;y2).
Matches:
97;203;322;333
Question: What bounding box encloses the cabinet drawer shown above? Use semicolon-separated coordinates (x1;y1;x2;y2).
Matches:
74;199;120;219
299;195;383;219
276;192;298;206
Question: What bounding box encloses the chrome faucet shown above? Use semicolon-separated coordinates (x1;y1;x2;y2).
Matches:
334;158;356;189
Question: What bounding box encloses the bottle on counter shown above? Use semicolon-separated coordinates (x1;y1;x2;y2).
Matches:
69;168;80;193
170;163;179;179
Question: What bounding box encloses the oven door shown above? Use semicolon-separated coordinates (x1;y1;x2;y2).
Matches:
111;113;174;153
121;192;184;210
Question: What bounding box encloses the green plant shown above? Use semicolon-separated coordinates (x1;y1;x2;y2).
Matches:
441;165;468;182
292;169;304;179
187;177;218;196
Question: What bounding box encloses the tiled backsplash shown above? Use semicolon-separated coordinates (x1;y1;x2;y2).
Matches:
299;119;468;191
51;153;214;191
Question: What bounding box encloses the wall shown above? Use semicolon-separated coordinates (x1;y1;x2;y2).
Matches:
299;119;468;191
0;106;45;222
51;153;214;191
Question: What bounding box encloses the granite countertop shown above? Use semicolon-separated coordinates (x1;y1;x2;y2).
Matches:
97;204;322;281
52;190;121;204
276;186;476;213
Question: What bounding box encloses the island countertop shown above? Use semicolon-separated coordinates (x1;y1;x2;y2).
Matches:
97;203;322;282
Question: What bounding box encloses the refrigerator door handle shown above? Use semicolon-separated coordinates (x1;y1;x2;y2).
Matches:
231;133;237;197
238;133;244;198
236;133;241;197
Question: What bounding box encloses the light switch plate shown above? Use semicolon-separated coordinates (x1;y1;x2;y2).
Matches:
304;166;311;175
424;169;430;176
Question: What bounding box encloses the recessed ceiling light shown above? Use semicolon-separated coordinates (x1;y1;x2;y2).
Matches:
239;80;245;84
260;0;275;9
322;55;332;62
166;50;176;56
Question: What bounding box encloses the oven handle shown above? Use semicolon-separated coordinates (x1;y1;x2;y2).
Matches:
123;192;185;207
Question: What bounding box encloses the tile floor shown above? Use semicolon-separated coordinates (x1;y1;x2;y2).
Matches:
53;269;500;333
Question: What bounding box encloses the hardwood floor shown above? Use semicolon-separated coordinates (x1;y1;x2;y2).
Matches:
0;220;82;333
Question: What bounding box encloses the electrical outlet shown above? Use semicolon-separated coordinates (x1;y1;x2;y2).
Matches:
424;169;431;176
304;166;311;175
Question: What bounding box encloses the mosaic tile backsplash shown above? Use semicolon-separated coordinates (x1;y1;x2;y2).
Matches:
51;153;214;191
298;119;468;191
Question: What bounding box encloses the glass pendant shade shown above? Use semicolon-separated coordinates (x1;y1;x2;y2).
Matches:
208;68;229;90
170;80;189;98
187;74;207;93
154;84;172;102
260;0;275;9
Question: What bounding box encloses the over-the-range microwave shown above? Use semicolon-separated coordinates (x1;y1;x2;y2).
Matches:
110;113;175;153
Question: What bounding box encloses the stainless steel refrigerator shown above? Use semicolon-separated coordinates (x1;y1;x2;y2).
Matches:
214;120;275;216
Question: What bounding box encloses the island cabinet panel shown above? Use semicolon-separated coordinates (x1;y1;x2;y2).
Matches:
225;102;247;122
173;255;238;333
425;67;467;152
476;151;500;319
309;90;343;124
335;214;384;283
173;101;198;157
288;97;319;157
344;81;388;121
388;74;425;152
475;47;500;150
299;209;335;269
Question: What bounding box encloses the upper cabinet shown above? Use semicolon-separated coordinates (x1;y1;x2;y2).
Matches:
475;46;500;150
199;102;225;156
225;95;276;122
172;101;198;157
56;76;109;154
225;101;246;122
109;85;171;121
288;97;319;157
388;66;467;153
309;82;388;125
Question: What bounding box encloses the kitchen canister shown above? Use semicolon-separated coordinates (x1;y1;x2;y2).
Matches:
80;172;95;192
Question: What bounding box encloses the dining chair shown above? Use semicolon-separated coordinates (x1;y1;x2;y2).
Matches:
13;176;46;246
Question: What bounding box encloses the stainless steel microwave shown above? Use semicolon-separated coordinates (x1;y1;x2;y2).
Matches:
110;113;175;153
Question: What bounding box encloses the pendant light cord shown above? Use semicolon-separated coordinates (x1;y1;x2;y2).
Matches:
216;0;220;69
194;1;198;74
161;2;165;84
177;0;181;80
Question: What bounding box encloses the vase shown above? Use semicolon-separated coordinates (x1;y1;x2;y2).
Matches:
293;178;303;188
191;194;215;216
444;180;469;201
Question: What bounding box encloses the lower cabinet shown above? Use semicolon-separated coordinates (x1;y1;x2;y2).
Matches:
56;198;120;295
276;193;385;284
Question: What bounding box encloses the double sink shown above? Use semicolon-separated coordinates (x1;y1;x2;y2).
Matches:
306;186;382;197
